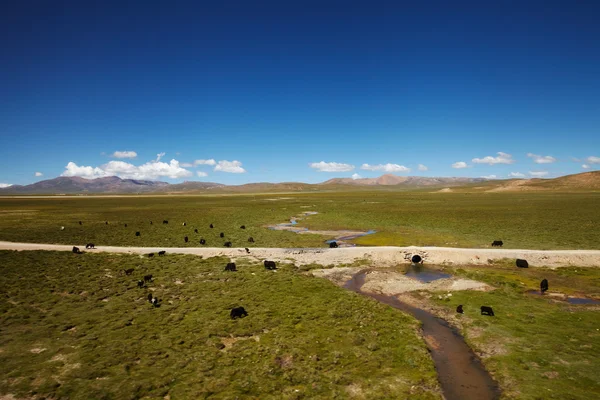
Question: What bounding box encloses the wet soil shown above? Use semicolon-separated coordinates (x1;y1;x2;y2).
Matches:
344;271;500;400
525;290;600;304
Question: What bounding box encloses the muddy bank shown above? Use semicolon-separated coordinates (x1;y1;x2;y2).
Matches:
343;270;500;400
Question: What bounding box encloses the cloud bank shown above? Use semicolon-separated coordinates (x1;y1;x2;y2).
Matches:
527;153;556;164
472;152;515;165
309;161;355;172
214;160;246;173
62;159;193;180
112;151;138;159
360;163;410;172
452;161;468;169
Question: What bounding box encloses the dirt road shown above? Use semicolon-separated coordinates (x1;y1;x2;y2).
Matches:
1;241;599;267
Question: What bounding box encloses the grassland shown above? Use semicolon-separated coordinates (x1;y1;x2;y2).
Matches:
427;262;600;400
0;191;599;249
0;250;440;400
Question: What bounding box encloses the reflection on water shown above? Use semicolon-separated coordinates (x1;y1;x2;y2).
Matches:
567;297;600;305
405;264;451;283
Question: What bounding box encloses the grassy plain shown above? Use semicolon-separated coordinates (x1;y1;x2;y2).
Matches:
0;250;440;399
427;262;600;400
0;191;599;249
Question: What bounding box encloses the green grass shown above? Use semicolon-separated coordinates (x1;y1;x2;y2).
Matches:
0;250;440;399
428;264;600;400
1;191;598;249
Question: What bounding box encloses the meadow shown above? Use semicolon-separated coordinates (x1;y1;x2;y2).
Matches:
428;261;600;400
0;191;599;249
0;250;440;400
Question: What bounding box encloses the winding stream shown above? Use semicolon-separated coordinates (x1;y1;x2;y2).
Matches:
344;270;500;400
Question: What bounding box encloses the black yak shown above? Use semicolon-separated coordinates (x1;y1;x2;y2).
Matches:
230;307;248;319
480;306;495;316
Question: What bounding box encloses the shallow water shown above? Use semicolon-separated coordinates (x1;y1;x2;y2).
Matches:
344;271;500;400
404;264;452;283
567;297;600;304
525;290;600;304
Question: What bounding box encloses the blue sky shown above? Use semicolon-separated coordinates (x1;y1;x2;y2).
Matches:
1;0;599;187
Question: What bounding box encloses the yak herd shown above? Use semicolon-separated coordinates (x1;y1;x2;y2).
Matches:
69;221;552;321
68;219;285;319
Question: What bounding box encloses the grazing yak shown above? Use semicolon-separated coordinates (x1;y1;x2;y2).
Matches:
491;240;503;247
78;221;82;225
480;306;495;316
61;226;65;231
225;262;237;272
150;221;153;225
210;223;214;229
245;247;250;254
124;224;128;227
200;238;206;245
240;225;246;229
541;279;549;294
135;231;140;236
182;222;186;226
147;253;155;257
158;250;166;256
329;241;338;248
148;293;160;307
456;305;464;314
72;246;82;254
516;259;529;268
230;306;248;319
143;274;153;282
85;243;95;249
220;232;225;238
224;241;232;247
184;236;189;243
248;237;255;243
124;268;134;275
137;280;145;288
194;228;198;234
264;260;277;270
105;221;109;225
163;220;169;224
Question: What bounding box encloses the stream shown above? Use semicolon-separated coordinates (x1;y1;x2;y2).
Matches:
343;269;500;400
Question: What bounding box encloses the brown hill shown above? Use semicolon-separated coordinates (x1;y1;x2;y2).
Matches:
487;171;600;192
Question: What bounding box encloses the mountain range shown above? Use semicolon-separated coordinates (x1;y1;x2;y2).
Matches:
0;172;598;194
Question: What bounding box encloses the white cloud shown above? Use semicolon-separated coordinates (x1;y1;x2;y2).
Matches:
351;173;362;180
197;171;208;177
481;175;497;179
112;151;137;159
360;163;411;172
472;152;515;165
508;172;526;178
527;153;556;164
309;161;355;172
180;163;194;168
62;159;193;180
452;161;468;169
194;159;217;166
0;183;12;188
582;164;590;169
62;162;109;179
35;172;43;177
417;164;428;171
214;160;246;173
586;156;600;164
529;171;549;177
154;152;166;162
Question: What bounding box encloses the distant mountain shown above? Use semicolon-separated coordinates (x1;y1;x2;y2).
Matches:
0;176;172;194
322;174;490;187
1;172;598;195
